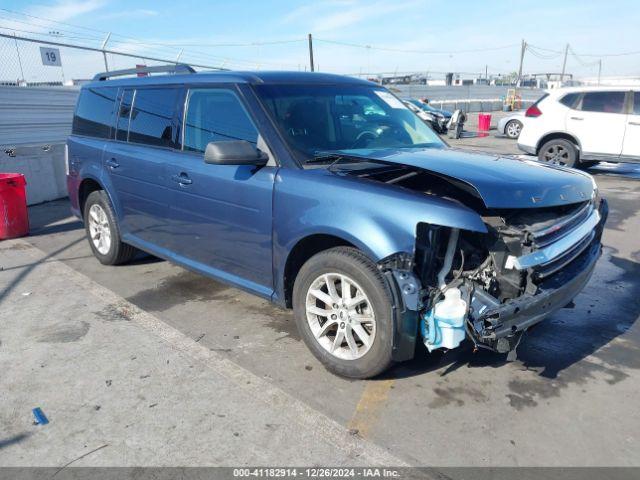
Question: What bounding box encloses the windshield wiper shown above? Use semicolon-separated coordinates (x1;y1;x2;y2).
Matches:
305;152;345;164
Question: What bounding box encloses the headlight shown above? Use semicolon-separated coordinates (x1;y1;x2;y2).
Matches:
589;173;598;200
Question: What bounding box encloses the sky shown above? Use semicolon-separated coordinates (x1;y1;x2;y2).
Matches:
1;0;639;81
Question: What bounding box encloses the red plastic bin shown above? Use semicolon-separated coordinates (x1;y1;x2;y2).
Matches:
478;113;492;137
0;173;29;240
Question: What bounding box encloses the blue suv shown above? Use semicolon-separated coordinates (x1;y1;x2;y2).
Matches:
67;65;607;378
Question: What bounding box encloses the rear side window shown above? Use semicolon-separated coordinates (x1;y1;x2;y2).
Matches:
128;88;180;148
559;93;579;108
183;88;258;153
72;87;117;138
579;91;626;113
633;92;640;115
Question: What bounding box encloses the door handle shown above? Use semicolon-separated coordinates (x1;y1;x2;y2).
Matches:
570;116;584;121
171;173;192;186
629;121;640;126
105;158;120;169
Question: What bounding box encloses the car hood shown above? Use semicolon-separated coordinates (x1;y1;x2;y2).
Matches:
334;147;595;209
430;107;452;118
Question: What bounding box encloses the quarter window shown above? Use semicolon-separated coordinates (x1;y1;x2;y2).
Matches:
579;91;626;114
559;93;579;108
633;92;640;115
128;88;180;147
183;88;258;153
72;87;117;138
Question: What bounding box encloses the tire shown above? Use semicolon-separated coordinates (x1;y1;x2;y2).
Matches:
538;138;578;168
504;120;522;139
83;190;136;265
292;247;395;379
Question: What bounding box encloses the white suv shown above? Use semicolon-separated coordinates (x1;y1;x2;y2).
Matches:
518;86;640;168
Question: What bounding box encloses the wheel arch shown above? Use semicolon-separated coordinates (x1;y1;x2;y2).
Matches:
78;176;104;217
282;233;360;308
536;131;581;156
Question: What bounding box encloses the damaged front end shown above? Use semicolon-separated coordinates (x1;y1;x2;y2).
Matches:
334;157;607;360
381;195;608;360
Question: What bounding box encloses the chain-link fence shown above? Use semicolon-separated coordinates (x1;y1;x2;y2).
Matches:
0;33;223;87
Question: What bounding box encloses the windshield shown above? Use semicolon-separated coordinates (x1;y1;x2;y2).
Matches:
254;84;444;164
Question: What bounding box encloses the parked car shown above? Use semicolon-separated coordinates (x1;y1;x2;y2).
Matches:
410;98;453;119
402;99;447;133
404;98;451;133
518;87;640;168
67;66;607;378
498;111;525;139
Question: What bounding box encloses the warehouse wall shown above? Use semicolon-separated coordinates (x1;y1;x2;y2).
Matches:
0;86;79;205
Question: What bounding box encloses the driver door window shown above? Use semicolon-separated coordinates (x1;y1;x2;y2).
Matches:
183;88;258;153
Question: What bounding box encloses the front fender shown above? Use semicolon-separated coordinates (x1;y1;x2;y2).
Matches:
272;167;486;302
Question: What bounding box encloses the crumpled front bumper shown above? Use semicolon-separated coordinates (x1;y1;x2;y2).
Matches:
475;198;608;344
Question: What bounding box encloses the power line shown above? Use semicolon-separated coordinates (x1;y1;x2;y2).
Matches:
0;14;105;41
528;42;640;58
526;44;562;60
568;46;600;67
315;38;520;55
0;8;305;49
0;23;304;69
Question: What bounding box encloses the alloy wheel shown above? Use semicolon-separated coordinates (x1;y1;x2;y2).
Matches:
506;121;521;138
88;204;112;255
305;273;376;360
542;144;570;165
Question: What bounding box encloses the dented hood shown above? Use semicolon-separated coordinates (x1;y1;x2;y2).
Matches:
336;147;595;209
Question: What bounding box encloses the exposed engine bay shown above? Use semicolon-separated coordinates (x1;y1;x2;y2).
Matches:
339;161;608;358
417;197;607;358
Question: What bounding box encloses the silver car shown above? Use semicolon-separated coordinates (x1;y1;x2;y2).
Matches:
498;111;525;139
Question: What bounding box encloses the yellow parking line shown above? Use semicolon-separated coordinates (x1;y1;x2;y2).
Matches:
348;379;395;438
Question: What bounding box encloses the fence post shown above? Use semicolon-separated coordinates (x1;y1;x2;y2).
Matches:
101;32;111;71
13;32;25;84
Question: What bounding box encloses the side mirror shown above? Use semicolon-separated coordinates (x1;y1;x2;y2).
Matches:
204;140;268;166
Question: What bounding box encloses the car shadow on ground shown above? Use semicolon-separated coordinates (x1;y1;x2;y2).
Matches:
384;252;640;383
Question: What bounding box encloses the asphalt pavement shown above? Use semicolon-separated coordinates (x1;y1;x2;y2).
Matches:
1;132;639;468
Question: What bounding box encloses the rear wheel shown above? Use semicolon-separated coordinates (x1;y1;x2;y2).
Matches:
84;190;136;265
538;138;578;168
292;247;395;379
505;119;522;139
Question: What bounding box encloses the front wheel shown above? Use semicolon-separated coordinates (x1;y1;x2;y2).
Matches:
538;138;578;168
292;247;395;379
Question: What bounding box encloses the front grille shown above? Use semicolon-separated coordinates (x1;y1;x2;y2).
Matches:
503;198;601;272
531;201;594;248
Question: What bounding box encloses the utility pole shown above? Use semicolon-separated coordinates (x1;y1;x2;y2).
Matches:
561;43;569;83
485;64;488;83
597;59;602;85
516;39;526;88
308;33;315;72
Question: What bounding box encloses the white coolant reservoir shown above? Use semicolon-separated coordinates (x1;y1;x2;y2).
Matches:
424;287;468;351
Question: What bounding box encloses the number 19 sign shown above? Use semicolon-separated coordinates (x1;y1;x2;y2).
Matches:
40;47;62;66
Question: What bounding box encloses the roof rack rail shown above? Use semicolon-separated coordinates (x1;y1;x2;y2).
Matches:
93;64;196;81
